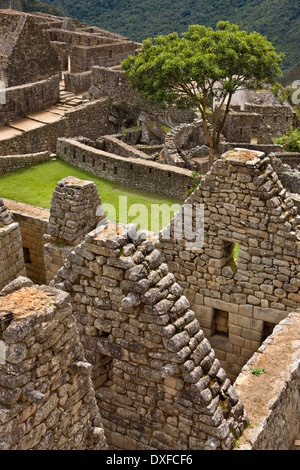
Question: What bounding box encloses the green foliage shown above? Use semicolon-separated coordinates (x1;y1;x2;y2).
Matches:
274;127;300;152
45;0;299;70
272;83;297;106
122;23;282;156
186;171;203;198
251;368;266;376
7;0;64;15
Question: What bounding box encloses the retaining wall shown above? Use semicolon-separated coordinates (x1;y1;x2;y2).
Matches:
57;138;192;200
0;75;60;127
0;98;114;156
235;311;300;450
0;151;52;175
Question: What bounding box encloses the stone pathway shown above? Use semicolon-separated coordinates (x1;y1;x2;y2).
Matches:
0;80;83;142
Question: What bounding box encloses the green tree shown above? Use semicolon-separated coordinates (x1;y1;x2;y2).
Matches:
122;21;283;164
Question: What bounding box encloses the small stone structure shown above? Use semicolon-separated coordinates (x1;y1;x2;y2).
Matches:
0;278;107;450
44;176;106;284
158;148;300;381
218;103;296;147
0;198;26;290
88;66;196;132
4;200;50;285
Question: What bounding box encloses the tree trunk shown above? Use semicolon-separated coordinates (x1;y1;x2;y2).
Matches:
209;147;218;168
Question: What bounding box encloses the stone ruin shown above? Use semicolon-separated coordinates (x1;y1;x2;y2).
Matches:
44;176;106;284
0;278;107;450
0;149;299;450
0;8;299;452
0;198;26;291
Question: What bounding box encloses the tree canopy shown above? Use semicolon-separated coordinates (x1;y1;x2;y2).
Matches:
122;21;283;159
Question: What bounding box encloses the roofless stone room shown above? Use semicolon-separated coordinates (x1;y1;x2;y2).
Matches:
0;2;299;453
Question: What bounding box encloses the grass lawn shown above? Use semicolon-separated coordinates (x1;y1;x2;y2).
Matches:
0;158;183;232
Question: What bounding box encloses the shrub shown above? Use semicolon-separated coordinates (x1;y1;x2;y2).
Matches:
274;127;300;152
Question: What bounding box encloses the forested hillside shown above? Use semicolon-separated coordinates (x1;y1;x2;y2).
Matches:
0;0;64;16
43;0;299;70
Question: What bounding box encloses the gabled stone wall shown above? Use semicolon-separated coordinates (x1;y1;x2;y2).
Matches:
51;222;248;450
158;149;300;380
0;12;60;87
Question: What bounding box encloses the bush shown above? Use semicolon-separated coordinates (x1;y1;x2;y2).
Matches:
186;171;203;198
274;127;300;152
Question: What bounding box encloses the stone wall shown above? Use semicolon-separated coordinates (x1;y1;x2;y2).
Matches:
0;198;26;291
88;66;196;129
44;176;105;284
158;149;300;381
70;43;137;74
0;280;107;450
0;98;114;156
0;151;52;175
4;200;50;285
275;151;300;169
100;134;153;161
0;75;60;127
64;71;92;94
45;28;119;47
219;142;284;155
234;311;300;450
51;221;248;450
164;118;210;171
244;103;295;136
57;137;193;200
0;12;61;88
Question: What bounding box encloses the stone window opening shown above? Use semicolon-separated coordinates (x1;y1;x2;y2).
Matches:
94;330;114;390
114;166;117;175
82;155;86;163
262;321;276;342
223;240;238;273
211;309;229;338
73;150;76;159
23;247;32;265
109;50;112;58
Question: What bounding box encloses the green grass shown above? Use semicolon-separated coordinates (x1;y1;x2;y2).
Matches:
0;159;182;232
234;243;239;260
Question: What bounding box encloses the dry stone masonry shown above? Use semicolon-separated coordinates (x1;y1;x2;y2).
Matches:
0;198;26;291
158;148;300;381
0;278;107;450
0;7;299;452
51;222;249;450
44;176;106;284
